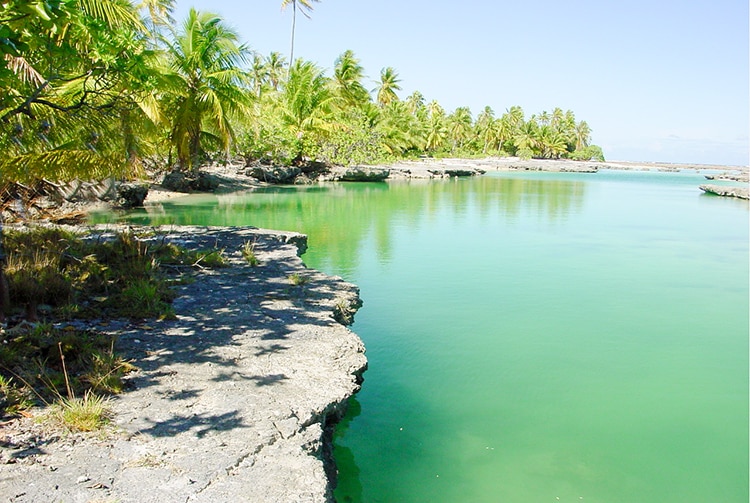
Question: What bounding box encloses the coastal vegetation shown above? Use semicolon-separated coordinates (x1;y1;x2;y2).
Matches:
0;0;600;422
0;0;603;191
0;226;227;420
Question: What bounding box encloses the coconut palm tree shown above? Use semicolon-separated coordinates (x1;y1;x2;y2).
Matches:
447;107;472;152
277;59;335;159
535;125;567;159
375;67;402;107
375;101;423;156
475;106;497;153
574;120;592;151
332;50;369;108
248;54;269;97
405;91;425;115
163;9;251;170
514;121;538;158
265;52;287;91
280;0;320;70
137;0;174;45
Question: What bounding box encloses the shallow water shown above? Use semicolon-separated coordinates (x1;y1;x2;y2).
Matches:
92;170;749;502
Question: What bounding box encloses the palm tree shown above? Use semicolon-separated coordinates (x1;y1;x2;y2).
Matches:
277;59;335;159
535;125;567;159
574;120;592;151
137;0;174;45
249;54;269;97
514;121;538;158
475;106;496;153
375;67;402;107
163;9;251;170
332;50;370;108
280;0;320;70
405;91;425;115
424;114;447;153
375;101;423;155
265;52;287;91
447;107;472;152
426;99;444;119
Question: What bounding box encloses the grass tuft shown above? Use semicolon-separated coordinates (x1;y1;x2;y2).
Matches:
52;391;111;432
287;272;308;286
242;240;260;267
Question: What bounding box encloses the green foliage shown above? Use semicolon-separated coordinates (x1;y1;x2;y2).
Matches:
0;324;132;417
517;147;534;160
192;249;228;268
2;227;225;320
571;145;605;161
242;241;260;266
0;0;163;185
318;112;385;165
118;278;173;318
1;1;604;187
162;8;251;171
52;391;111;432
287;272;308;286
0;375;34;417
276;59;335;160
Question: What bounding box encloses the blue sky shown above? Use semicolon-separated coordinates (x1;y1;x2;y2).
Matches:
172;0;749;166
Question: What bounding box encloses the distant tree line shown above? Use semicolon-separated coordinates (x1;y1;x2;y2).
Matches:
0;1;604;185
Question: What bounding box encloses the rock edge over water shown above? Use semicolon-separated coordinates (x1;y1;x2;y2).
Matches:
0;225;367;503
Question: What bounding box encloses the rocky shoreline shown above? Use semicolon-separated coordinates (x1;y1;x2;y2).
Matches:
2;156;747;502
1;226;366;503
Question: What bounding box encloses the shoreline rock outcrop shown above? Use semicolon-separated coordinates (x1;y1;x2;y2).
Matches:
699;184;750;199
0;226;367;503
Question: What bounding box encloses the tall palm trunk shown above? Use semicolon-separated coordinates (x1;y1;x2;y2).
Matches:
288;2;297;74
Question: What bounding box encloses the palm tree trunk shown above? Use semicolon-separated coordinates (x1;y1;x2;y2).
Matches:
288;2;297;74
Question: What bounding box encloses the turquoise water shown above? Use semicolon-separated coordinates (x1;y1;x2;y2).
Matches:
92;170;749;502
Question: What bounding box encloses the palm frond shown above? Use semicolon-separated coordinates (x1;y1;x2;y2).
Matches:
4;55;44;86
0;151;128;184
77;0;144;30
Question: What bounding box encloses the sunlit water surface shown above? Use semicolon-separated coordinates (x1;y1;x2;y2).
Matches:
92;170;749;503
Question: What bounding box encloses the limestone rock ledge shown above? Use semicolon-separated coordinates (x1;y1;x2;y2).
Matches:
0;226;367;503
699;184;749;199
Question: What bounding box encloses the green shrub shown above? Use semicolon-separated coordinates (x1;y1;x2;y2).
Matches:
570;145;605;161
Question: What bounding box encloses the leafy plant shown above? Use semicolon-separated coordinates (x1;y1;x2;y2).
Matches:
332;296;361;325
0;375;34;418
2;227;226;320
192;249;228;268
118;278;174;319
287;272;308;286
0;324;133;418
242;240;260;266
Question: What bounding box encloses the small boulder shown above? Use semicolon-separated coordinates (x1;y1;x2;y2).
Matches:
444;169;482;177
248;166;301;184
161;171;221;192
117;183;149;208
161;171;191;192
339;166;390;182
191;172;220;192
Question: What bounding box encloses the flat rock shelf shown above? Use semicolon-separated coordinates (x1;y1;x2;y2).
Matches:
0;225;367;503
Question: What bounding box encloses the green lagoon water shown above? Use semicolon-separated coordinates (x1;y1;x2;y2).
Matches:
92;170;749;502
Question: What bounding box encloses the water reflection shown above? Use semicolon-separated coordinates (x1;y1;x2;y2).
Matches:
91;174;587;276
333;397;363;502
